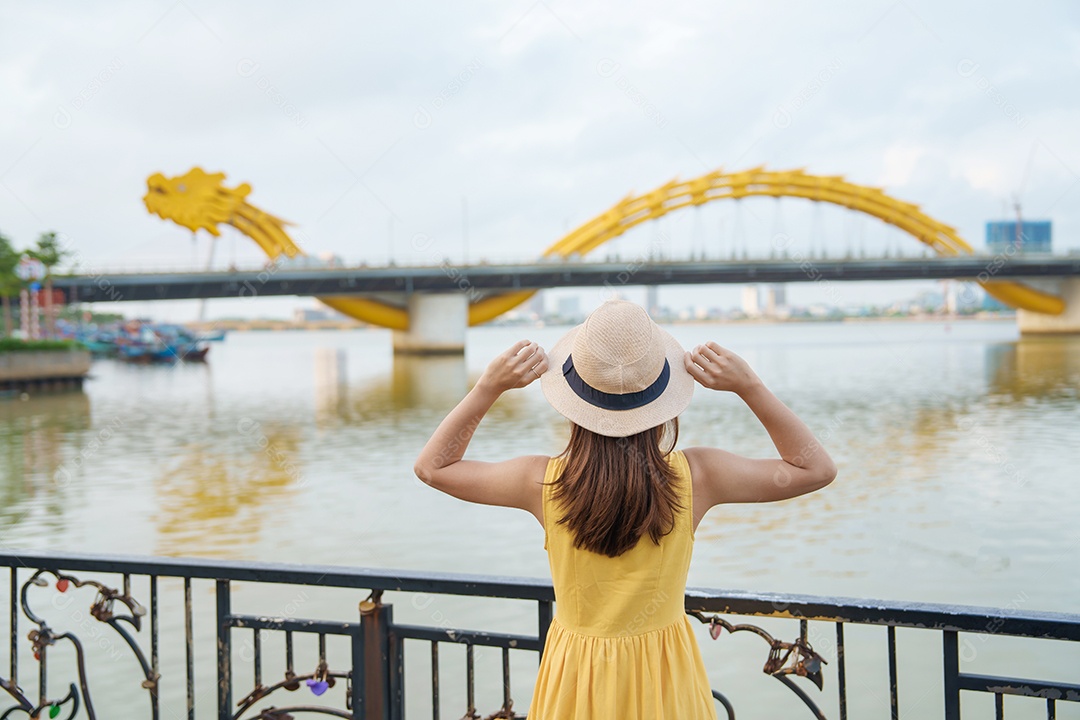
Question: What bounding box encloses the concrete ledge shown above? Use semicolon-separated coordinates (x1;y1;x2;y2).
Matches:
0;350;92;382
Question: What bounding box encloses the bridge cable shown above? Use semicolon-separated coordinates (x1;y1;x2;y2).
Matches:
693;206;704;261
810;202;824;259
843;209;854;259
770;198;786;259
733;200;746;260
716;211;725;261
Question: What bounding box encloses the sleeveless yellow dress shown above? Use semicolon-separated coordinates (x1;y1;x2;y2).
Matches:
529;450;719;719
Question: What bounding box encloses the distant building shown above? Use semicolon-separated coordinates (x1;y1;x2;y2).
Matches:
762;287;776;316
645;286;660;317
771;284;787;308
943;283;957;315
762;284;788;316
986;220;1051;255
915;288;945;311
294;307;343;323
742;284;788;318
741;285;760;316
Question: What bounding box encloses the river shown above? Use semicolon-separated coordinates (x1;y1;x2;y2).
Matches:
1;318;1078;718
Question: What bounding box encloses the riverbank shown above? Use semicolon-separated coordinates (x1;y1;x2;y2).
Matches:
188;311;1016;332
187;318;366;332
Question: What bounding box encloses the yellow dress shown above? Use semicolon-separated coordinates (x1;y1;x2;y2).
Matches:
530;450;719;719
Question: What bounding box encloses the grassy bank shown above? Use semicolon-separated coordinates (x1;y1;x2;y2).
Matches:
0;338;83;353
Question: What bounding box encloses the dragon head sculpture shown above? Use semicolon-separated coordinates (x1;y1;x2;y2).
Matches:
143;167;252;236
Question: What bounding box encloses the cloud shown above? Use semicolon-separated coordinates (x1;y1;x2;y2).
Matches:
0;0;1077;319
879;144;927;187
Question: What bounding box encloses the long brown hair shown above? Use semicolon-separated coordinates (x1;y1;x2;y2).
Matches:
548;419;682;558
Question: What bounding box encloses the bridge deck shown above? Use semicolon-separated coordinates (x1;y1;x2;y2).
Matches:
54;255;1080;303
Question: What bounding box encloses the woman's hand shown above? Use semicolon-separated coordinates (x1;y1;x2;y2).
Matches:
684;342;761;395
477;340;548;394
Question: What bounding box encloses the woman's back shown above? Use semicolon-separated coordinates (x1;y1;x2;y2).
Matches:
532;449;718;718
541;450;695;637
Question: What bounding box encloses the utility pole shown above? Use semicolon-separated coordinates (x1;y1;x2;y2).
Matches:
388;214;394;265
462;196;469;265
1013;197;1024;252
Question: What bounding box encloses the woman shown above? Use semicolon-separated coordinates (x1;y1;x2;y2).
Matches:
414;299;837;718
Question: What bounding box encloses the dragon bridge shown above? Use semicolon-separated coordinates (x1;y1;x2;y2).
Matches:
144;167;1072;345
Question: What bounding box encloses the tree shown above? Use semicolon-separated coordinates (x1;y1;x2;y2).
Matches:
0;233;22;338
28;231;68;339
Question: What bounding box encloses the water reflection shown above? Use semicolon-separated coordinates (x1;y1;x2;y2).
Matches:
392;355;469;405
986;336;1080;400
316;352;450;425
152;422;304;557
314;348;348;423
316;353;534;427
0;392;92;522
861;336;1080;462
0;391;92;428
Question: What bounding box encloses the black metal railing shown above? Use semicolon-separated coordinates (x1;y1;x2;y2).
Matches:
1;550;1077;719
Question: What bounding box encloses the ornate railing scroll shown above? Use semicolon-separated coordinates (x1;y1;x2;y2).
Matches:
3;568;154;720
688;609;828;719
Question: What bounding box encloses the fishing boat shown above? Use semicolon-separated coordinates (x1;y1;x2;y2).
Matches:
82;339;118;356
117;324;210;363
197;329;228;342
81;330;124;356
116;343;208;362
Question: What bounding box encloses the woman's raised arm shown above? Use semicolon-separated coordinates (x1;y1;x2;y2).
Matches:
683;342;837;508
413;340;550;522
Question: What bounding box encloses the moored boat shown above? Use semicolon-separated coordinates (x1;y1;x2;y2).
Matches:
59;320;213;363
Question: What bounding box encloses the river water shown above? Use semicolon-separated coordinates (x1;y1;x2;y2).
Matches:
1;319;1078;718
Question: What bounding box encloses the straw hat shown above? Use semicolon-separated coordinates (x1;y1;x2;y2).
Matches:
541;299;694;437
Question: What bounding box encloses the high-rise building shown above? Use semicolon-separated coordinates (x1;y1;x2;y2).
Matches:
762;286;776;316
645;286;660;317
986;220;1051;254
771;284;787;308
943;281;957;315
741;285;760;316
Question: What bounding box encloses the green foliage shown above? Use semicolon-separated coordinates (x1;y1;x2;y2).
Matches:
28;231;68;275
0;232;22;298
0;338;83;353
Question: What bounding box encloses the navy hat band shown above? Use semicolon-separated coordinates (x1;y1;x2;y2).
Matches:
562;354;670;411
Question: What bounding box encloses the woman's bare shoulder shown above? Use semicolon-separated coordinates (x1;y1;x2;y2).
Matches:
522;454;553;475
680;446;711;472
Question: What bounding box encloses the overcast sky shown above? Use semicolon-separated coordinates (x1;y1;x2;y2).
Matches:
2;0;1078;319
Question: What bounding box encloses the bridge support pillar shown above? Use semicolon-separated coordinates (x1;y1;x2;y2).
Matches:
393;293;468;354
1018;278;1080;335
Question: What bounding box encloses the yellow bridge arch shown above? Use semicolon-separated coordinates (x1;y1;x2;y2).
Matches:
144;166;1066;328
